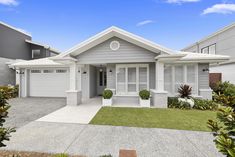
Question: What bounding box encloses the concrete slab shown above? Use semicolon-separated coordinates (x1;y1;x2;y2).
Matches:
3;121;86;154
2;121;222;157
37;97;102;124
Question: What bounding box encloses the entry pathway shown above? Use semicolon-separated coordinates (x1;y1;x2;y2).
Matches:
3;121;222;157
37;97;102;124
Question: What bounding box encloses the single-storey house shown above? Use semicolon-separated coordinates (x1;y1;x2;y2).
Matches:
11;26;229;108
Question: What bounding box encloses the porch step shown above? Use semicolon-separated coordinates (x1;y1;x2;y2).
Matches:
119;149;137;157
113;95;140;107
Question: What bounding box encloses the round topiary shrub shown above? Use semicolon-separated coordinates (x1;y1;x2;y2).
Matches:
102;89;113;99
139;90;150;100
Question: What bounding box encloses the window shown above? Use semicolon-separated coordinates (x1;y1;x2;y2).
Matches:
43;70;54;73
99;71;103;86
116;64;148;95
56;69;67;73
31;70;41;73
32;49;41;59
201;44;216;54
164;64;198;96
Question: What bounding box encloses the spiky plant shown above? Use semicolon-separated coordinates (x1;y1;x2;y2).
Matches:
178;84;192;99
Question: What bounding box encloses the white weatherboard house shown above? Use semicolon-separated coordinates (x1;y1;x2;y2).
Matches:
11;26;229;108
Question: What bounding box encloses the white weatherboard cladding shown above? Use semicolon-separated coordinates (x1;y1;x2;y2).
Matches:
210;63;235;84
76;37;158;64
29;68;69;97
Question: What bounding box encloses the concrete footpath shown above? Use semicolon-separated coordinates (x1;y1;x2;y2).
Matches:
2;121;222;157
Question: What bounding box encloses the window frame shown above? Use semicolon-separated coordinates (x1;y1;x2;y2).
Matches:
164;64;198;96
32;49;41;59
201;43;216;55
116;64;149;95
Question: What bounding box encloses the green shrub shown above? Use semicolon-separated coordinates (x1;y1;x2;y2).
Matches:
54;153;69;157
102;89;113;99
139;90;150;100
193;99;219;111
0;85;19;99
178;84;192;98
0;90;16;147
168;97;191;109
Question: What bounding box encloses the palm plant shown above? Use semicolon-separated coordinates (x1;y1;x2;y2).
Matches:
178;84;192;98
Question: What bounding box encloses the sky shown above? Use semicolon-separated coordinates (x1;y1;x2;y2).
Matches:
0;0;235;52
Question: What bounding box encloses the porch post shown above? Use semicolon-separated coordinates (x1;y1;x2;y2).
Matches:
66;62;82;106
151;60;168;108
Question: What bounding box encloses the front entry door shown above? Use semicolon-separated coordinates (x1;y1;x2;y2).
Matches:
97;67;107;96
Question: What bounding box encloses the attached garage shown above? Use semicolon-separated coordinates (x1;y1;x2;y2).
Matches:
29;68;69;97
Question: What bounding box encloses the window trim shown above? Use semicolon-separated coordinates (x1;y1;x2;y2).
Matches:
116;64;149;95
164;64;198;96
201;43;216;54
32;49;41;59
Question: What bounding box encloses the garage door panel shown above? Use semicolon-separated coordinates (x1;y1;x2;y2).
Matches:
29;70;69;97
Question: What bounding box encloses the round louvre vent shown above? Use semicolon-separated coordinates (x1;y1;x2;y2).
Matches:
110;41;120;51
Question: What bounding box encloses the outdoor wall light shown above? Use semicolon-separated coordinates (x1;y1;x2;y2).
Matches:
109;69;112;73
83;71;87;74
202;68;209;72
16;71;24;74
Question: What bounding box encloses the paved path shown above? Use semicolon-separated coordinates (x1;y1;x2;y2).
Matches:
37;97;102;124
6;98;65;129
3;121;222;157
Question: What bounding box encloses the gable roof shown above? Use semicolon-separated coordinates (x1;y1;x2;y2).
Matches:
59;26;175;58
25;40;61;54
182;22;235;51
0;21;31;37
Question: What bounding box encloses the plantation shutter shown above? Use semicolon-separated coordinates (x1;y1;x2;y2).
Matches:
164;65;172;94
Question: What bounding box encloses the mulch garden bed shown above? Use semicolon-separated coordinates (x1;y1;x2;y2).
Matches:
0;150;85;157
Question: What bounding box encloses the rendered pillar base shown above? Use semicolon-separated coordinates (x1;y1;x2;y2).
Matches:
66;90;82;106
199;89;213;100
150;89;168;108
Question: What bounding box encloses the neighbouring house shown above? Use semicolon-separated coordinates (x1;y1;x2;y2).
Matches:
182;22;235;85
0;21;60;85
11;26;229;108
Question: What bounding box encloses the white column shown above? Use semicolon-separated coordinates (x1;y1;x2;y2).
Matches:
155;61;164;92
66;63;82;106
24;69;28;97
69;63;78;91
151;60;168;108
77;66;82;91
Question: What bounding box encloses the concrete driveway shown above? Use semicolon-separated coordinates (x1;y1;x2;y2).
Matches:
6;98;66;129
3;121;222;157
37;97;102;124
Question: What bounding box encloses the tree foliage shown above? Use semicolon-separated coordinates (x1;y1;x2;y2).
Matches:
0;90;15;147
208;81;235;157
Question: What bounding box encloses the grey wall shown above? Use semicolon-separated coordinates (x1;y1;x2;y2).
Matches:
0;57;15;85
76;37;158;64
183;26;235;60
198;63;210;89
0;23;32;60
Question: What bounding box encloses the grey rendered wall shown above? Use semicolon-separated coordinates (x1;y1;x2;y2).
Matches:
184;26;235;60
198;63;210;89
89;65;97;98
76;37;158;64
0;57;15;85
0;24;32;60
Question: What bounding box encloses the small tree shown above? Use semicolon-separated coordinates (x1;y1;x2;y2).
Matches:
178;84;192;98
208;81;235;157
0;90;15;147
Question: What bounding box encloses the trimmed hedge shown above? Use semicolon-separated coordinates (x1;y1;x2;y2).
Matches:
102;89;113;99
139;90;150;100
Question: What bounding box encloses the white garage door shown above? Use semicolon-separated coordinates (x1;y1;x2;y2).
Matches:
29;69;69;97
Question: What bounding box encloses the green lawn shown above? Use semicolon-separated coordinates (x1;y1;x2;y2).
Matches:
89;107;217;132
